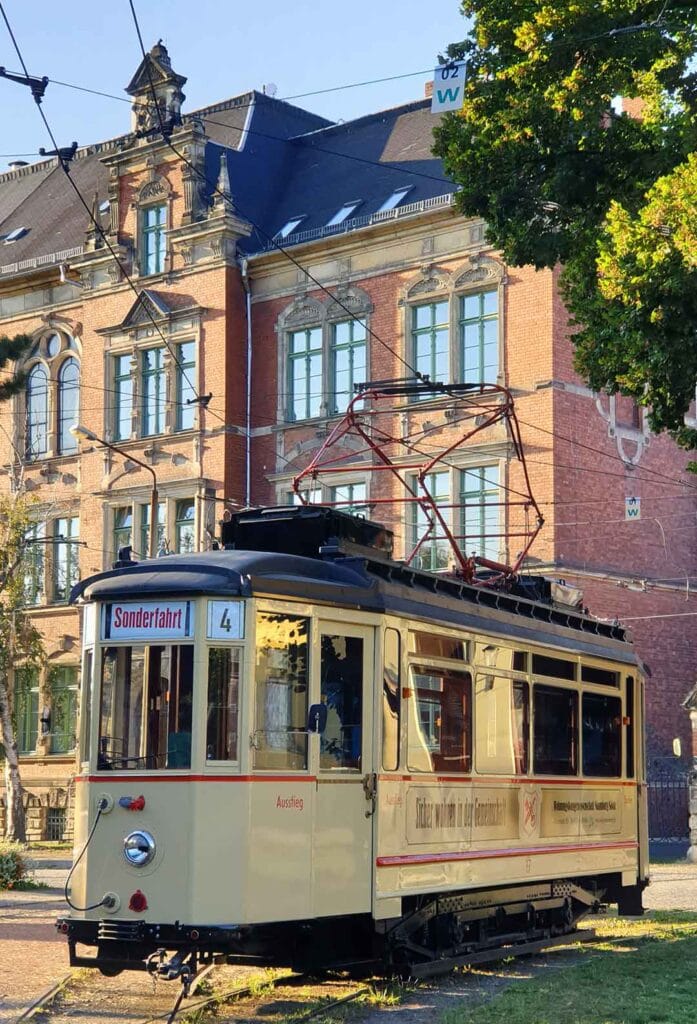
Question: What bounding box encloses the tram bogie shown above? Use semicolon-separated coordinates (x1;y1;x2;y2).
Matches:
57;506;648;976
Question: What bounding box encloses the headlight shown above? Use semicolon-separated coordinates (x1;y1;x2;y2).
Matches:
123;830;156;867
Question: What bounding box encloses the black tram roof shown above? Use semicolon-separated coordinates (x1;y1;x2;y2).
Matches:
71;547;635;666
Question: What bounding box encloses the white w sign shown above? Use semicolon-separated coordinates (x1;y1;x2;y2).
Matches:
431;62;467;113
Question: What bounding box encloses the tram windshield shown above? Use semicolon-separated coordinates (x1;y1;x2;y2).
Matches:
98;644;194;770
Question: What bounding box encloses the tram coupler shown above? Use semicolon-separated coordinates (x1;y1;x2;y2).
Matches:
146;948;196;991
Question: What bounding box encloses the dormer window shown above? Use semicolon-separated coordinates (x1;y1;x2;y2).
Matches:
326;201;361;227
275;216;306;240
376;186;413;213
141;203;167;275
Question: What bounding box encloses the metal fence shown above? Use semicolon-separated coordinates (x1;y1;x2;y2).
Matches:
647;775;690;839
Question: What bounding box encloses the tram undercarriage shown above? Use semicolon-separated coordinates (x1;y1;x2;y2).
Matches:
58;874;642;979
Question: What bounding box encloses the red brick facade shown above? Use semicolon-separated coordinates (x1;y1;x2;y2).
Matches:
0;64;694;838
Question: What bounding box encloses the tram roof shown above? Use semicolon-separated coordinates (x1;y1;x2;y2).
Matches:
71;549;636;666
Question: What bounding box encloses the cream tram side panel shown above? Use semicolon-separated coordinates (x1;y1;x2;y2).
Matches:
374;623;641;903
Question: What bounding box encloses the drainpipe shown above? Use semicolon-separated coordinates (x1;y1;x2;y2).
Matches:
239;257;252;507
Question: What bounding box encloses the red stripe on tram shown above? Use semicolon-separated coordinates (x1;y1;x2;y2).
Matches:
376;840;638;867
74;774;319;784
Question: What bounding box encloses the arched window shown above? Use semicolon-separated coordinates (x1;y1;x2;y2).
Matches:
26;364;48;459
22;330;81;460
57;357;79;454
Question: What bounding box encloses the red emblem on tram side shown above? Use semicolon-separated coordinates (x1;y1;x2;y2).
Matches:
521;788;539;837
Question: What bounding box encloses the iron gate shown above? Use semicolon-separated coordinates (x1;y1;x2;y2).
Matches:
647;774;690;839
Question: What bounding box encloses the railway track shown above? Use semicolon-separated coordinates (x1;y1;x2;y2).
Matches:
22;963;373;1024
23;926;596;1024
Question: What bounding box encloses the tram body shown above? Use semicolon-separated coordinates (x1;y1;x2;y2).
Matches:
58;508;648;975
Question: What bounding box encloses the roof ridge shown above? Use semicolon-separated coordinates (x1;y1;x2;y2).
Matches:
291;97;431;141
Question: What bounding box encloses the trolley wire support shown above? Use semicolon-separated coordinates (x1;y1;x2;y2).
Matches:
0;64;47;102
292;378;544;586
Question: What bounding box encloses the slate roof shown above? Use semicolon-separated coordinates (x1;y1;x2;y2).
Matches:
0;88;454;273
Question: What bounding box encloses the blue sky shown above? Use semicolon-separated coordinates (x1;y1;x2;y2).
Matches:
0;0;468;168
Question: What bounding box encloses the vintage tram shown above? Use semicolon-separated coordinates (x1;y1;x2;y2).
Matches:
57;506;648;978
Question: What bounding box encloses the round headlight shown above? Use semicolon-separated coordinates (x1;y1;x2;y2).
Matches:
123;830;156;867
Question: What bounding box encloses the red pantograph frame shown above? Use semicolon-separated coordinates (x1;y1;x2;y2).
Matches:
292;379;544;585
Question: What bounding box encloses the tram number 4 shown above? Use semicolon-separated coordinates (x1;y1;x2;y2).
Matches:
207;600;243;639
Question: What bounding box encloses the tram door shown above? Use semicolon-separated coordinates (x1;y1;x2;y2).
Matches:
311;622;374;915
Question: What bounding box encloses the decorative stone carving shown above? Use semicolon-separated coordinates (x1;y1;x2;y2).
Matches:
138;176;170;204
283;298;324;329
326;285;372;321
453;253;504;289
405;264;452;299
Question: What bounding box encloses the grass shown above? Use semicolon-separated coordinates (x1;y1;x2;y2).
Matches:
440;911;697;1024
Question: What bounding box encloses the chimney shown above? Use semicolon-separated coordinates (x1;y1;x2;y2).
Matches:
8;160;28;170
424;81;434;99
621;97;645;120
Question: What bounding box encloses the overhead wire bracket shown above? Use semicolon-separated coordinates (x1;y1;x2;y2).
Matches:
0;65;48;102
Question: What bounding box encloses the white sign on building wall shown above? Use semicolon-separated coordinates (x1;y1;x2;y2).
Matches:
625;496;641;520
431;62;467;113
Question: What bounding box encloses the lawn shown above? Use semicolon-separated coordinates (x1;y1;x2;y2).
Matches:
441;912;697;1024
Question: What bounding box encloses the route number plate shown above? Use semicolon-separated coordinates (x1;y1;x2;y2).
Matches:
207;600;244;639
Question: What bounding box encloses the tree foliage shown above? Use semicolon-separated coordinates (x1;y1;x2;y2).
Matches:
0;334;32;401
0;495;45;842
433;1;697;445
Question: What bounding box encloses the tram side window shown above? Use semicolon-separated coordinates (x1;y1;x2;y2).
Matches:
626;676;635;778
533;685;578;775
382;628;401;771
80;648;93;763
475;677;529;775
98;644;193;770
320;634;363;770
408;666;472;773
582;692;622;777
206;648;241;761
254;614;309;770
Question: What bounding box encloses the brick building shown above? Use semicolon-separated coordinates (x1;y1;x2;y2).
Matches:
0;44;695;839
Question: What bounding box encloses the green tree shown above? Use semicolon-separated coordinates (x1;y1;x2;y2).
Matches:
0;333;32;400
0;333;43;841
0;496;45;842
433;1;697;445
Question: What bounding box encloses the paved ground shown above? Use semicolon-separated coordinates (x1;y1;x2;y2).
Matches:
0;852;72;1023
2;854;697;1023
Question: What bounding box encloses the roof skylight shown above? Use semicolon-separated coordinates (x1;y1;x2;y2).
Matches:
326;201;361;227
3;226;28;243
376;186;413;213
99;200;110;214
275;216;305;239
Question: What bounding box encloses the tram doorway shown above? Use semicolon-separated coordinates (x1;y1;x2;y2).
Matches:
311;621;374;916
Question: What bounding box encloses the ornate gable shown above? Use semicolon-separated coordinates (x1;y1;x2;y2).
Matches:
120;289;172;329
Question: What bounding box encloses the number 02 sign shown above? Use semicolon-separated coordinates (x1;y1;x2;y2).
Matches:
207;600;244;639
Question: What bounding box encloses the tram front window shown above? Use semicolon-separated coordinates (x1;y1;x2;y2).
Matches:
98;644;193;770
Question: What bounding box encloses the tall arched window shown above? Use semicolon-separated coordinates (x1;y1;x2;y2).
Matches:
22;330;81;459
57;357;79;454
26;364;48;459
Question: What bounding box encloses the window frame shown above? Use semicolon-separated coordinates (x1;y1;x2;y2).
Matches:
141;346;166;437
52;515;80;603
140;202;167;277
48;664;79;755
459;288;499;384
287;326;323;421
21;330;81;462
113;353;133;442
329;318;367;415
279;294;372;425
403;262;505;391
